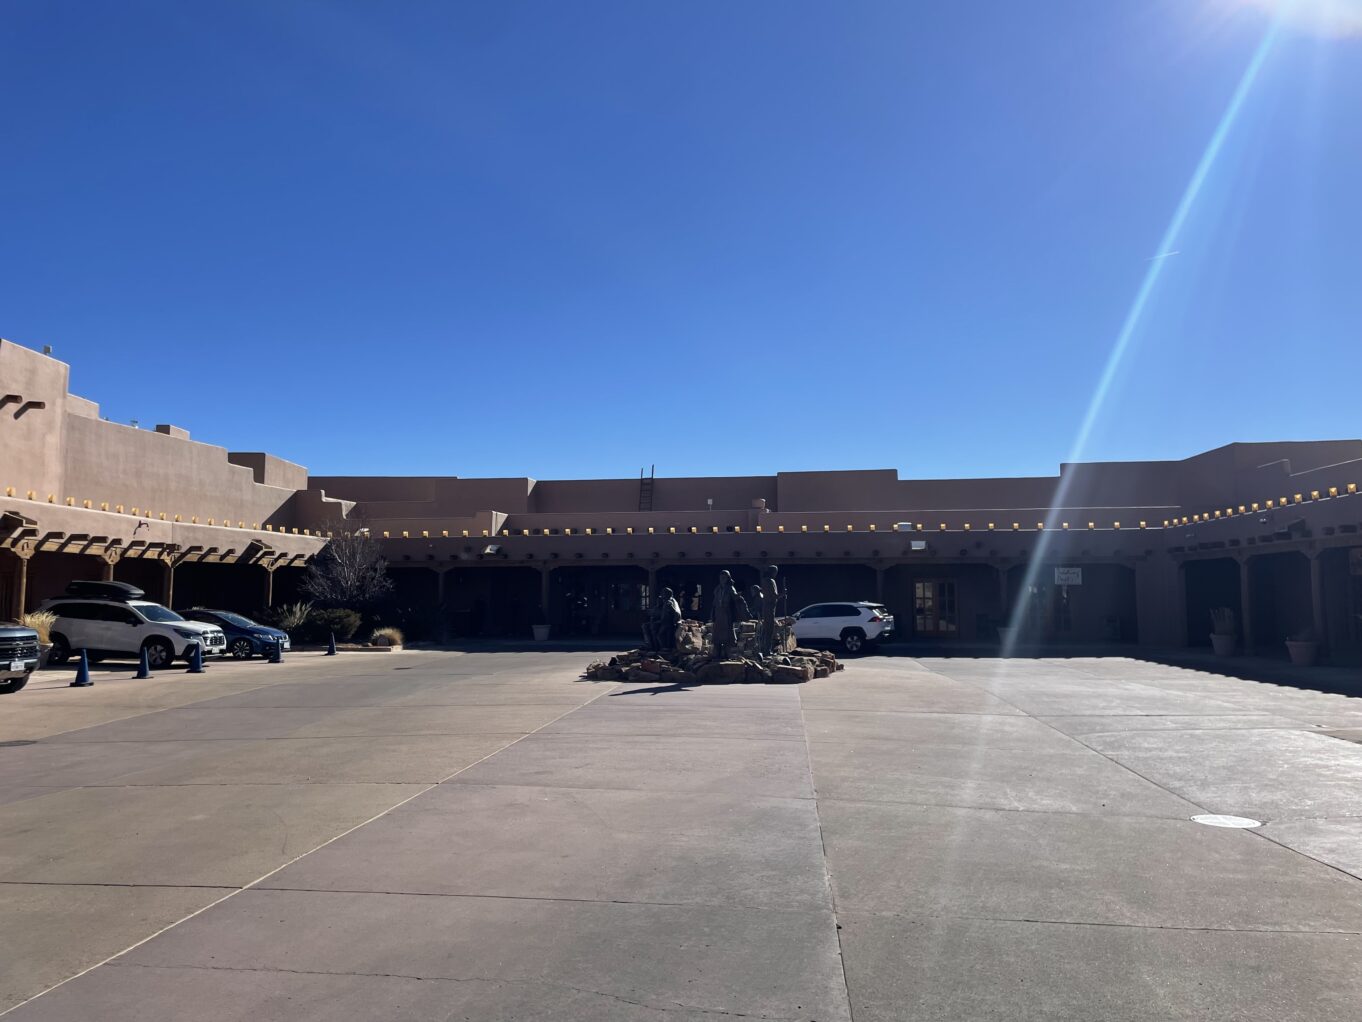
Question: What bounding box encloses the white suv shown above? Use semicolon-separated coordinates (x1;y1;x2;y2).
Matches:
791;601;894;654
42;592;227;669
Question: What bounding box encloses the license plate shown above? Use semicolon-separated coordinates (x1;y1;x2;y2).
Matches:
9;660;23;672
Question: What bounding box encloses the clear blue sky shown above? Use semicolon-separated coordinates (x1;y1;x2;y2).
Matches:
2;1;1358;481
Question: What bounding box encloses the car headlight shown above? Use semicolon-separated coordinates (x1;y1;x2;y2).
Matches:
173;628;201;639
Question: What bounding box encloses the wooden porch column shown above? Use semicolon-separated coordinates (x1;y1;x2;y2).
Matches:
263;565;276;608
540;565;552;612
100;549;121;582
437;566;450;605
11;548;31;619
1174;561;1189;647
163;558;176;609
1310;552;1327;657
874;565;886;603
1238;557;1255;654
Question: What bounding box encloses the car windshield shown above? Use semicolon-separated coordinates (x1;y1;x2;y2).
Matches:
134;603;184;623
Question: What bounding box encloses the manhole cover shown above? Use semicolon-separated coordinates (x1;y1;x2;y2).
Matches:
1191;814;1262;829
0;740;37;748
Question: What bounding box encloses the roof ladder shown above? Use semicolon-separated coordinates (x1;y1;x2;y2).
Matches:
638;465;655;512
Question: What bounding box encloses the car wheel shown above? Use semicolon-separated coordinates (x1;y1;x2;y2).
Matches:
0;675;29;694
230;638;253;660
143;638;174;670
48;634;71;666
840;628;866;655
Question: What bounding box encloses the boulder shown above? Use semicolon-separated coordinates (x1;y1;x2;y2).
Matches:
745;662;773;683
772;663;813;684
696;660;748;684
626;668;661;682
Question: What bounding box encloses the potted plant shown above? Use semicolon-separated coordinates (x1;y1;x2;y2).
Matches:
530;606;550;642
1209;607;1236;657
1285;627;1318;667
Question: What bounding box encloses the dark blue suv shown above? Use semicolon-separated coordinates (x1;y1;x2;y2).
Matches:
181;609;291;660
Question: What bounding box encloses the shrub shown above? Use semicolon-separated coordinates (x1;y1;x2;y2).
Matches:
369;626;404;647
266;601;314;632
22;610;56;645
303;607;361;644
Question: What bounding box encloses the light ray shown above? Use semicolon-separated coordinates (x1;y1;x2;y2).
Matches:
1000;15;1284;656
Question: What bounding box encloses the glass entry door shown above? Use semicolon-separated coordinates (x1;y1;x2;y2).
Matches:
914;581;958;636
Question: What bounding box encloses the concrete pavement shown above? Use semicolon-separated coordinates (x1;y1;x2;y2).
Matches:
2;650;1361;1019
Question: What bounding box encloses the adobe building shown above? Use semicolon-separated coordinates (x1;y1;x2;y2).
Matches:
0;340;331;615
4;338;1361;664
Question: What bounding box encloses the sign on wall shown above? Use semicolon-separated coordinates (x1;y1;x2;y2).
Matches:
1054;566;1083;586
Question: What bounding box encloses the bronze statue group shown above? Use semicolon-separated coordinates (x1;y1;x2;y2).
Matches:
642;565;782;660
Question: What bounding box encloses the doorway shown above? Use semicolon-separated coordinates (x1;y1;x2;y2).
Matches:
914;580;958;636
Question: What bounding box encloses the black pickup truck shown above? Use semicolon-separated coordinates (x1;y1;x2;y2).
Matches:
0;622;41;694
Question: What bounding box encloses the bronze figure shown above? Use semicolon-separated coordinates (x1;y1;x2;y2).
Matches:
643;587;682;651
757;564;780;655
710;570;745;660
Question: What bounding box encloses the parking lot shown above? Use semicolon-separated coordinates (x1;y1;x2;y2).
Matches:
3;650;1362;1019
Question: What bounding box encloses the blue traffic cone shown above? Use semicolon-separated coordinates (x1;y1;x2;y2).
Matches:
135;645;151;679
325;631;337;656
70;649;93;687
186;642;204;674
267;639;283;664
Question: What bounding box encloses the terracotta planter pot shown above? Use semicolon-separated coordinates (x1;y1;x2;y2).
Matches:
1285;640;1318;667
1209;633;1236;657
531;624;551;641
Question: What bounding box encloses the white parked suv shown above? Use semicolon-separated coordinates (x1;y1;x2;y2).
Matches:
41;582;227;669
791;601;894;654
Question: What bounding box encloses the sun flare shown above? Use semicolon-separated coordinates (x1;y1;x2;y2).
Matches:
1237;0;1362;36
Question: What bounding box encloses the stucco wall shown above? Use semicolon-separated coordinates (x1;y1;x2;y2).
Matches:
227;452;309;490
0;338;71;500
60;414;298;526
310;476;534;518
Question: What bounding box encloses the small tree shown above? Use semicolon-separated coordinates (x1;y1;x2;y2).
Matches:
300;518;394;608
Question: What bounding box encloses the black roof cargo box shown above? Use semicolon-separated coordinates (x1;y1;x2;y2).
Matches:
63;580;145;601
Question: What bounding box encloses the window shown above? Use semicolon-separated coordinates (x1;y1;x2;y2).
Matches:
914;581;958;635
800;604;829;618
830;604;861;617
54;602;98;620
135;604;184;623
96;605;140;625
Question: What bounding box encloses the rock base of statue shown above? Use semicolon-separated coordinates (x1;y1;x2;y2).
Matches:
584;617;842;685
